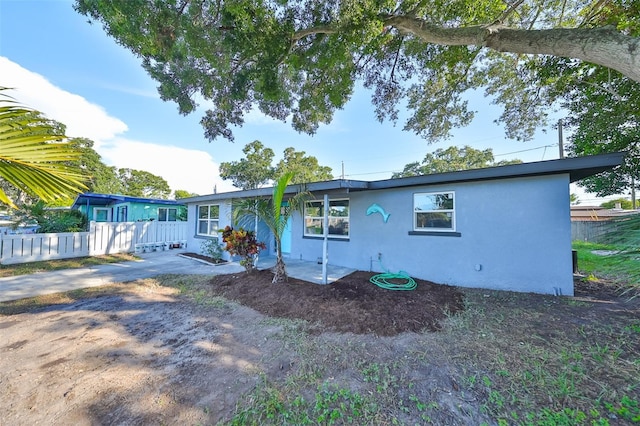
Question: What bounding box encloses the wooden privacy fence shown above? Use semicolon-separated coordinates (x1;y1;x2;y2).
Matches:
571;221;617;243
0;221;188;265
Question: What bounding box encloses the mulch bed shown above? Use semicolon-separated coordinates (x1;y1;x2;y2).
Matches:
208;269;466;336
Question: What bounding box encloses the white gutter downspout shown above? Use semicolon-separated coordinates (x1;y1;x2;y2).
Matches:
322;193;329;284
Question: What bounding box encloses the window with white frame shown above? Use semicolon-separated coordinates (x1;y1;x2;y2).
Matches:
304;199;349;238
93;207;111;222
158;207;177;222
413;192;455;231
197;204;219;236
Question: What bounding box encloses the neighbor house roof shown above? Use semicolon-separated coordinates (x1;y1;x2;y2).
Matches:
71;193;183;209
182;152;625;203
571;205;640;221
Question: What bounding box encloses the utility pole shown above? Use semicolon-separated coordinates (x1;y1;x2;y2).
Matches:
341;161;345;179
558;119;564;159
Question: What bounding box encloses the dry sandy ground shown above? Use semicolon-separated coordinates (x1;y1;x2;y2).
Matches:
0;283;294;425
0;270;469;425
2;269;637;425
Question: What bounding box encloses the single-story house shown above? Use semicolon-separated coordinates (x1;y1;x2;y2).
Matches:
182;152;624;296
71;193;186;223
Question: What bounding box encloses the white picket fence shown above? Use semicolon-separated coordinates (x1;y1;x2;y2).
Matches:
0;221;188;265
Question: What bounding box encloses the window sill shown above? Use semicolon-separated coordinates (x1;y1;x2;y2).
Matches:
194;235;219;240
408;231;461;237
303;235;350;242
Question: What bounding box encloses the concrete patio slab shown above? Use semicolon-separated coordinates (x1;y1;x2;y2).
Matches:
256;256;356;284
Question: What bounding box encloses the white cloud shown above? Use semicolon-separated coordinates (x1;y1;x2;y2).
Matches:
1;57;231;196
100;138;236;195
1;57;128;146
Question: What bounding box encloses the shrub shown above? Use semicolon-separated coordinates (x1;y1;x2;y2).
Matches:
200;238;224;262
14;201;88;233
220;226;266;273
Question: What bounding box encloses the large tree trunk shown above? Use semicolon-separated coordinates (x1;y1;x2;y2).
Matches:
383;17;640;82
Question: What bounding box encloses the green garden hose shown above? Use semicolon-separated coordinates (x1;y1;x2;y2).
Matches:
369;269;417;291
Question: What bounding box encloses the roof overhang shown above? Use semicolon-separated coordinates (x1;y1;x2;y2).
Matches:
366;151;626;190
181;152;625;203
71;193;182;209
181;179;370;203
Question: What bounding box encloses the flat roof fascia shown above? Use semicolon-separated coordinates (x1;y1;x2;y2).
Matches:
366;152;625;191
72;193;183;208
181;152;624;203
181;180;369;204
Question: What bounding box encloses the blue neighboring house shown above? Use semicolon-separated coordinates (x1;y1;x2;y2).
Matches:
180;153;624;296
71;193;186;223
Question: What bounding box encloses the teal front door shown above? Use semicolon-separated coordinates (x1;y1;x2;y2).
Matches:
280;216;292;255
275;202;292;256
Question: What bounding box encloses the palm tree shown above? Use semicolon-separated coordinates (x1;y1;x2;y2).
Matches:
234;172;309;283
0;88;87;208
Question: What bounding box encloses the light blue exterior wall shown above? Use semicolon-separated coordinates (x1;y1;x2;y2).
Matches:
184;174;573;295
289;174;573;296
185;201;279;260
77;202;185;222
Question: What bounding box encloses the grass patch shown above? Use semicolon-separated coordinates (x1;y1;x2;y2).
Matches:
439;289;640;425
573;241;640;294
0;253;139;278
222;286;639;425
223;376;386;425
158;274;234;308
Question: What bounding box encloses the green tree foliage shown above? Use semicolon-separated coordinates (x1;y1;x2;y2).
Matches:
219;140;275;190
14;200;88;233
67;138;123;195
117;168;171;199
570;193;580;205
0;88;87;208
274;147;333;184
57;137;174;199
220;140;333;189
564;69;640;199
173;189;199;199
75;0;640;145
392;145;522;177
600;198;634;210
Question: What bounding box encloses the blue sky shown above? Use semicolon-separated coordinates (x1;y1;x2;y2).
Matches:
0;0;607;203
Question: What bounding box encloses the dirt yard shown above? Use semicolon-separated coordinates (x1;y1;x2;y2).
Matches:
1;267;638;425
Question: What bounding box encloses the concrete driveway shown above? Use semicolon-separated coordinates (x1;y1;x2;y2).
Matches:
0;250;244;303
0;250;356;303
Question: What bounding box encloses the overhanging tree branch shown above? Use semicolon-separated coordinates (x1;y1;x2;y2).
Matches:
384;16;640;82
291;16;640;82
292;25;339;41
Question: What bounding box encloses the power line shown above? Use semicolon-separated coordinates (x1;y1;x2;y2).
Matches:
493;144;556;157
343;143;559;178
344;170;399;177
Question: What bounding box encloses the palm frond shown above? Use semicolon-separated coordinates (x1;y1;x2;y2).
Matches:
231;173;310;242
0;88;87;207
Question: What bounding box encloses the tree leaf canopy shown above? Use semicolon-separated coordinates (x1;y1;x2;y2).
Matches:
75;0;640;144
